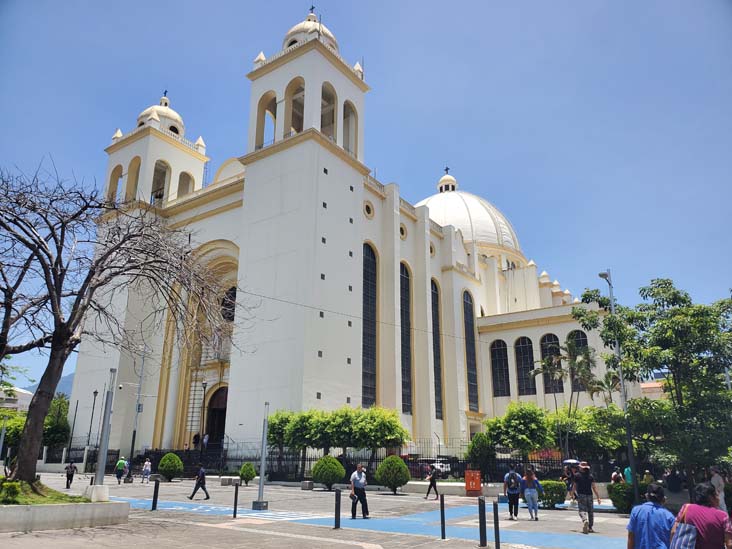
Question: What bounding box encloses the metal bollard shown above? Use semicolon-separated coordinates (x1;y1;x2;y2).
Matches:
151;479;160;511
493;500;501;549
90;476;94;486
440;494;446;539
334;488;341;529
478;496;487;547
233;482;239;518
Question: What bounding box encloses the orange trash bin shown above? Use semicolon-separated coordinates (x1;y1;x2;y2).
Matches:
465;469;482;497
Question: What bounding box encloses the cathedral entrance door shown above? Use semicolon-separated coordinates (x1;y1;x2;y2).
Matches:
205;387;227;448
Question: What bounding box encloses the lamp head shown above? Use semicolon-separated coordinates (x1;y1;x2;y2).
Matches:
202;381;207;389
598;271;610;280
93;390;98;397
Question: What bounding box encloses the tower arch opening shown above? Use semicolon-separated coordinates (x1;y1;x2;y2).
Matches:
151;160;171;206
107;164;124;203
205;386;228;448
284;77;305;137
321;82;338;141
125;156;141;201
255;90;277;150
343;100;358;156
177;172;194;199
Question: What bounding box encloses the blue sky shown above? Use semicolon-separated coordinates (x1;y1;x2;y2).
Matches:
2;0;731;381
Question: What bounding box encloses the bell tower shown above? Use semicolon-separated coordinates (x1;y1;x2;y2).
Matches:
245;12;368;161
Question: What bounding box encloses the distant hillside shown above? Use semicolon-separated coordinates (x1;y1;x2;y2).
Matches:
24;372;75;397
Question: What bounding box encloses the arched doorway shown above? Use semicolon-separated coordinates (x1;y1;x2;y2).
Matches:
205;387;227;448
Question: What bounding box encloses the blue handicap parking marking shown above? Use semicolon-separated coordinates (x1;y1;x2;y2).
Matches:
294;505;626;549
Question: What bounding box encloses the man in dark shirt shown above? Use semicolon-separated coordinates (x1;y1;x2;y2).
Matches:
188;463;210;500
64;461;78;489
572;461;601;534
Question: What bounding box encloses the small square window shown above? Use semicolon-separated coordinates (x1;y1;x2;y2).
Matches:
319;311;324;318
346;396;351;404
323;202;327;209
349;185;354;192
348;285;352;292
348;320;352;327
323;168;328;175
318;350;323;358
349;217;353;224
321;237;326;244
316;392;322;399
349;251;353;257
347;357;351;364
321;273;325;280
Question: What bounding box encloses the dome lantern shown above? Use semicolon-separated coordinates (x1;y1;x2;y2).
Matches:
137;94;186;137
282;12;339;52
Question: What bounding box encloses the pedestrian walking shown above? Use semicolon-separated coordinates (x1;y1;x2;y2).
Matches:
188;462;210;500
626;484;674;549
115;456;126;484
64;461;78;489
572;461;601;534
521;469;544;521
349;463;369;519
504;464;522;520
192;433;200;449
670;482;732;548
625;464;634;485
202;433;209;449
711;466;728;513
142;458;152;483
425;464;440;500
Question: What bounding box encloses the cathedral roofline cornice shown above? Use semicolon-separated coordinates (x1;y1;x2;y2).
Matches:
246;38;370;93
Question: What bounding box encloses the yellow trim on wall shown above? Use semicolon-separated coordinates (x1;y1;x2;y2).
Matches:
247;39;370;93
152;310;177;448
164;180;244;217
477;314;576;333
442;265;480;283
105;126;210;162
169;200;243;229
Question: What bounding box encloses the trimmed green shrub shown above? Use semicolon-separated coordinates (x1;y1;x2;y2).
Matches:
608;482;648;514
158;452;184;481
538;480;567;509
239;463;256;486
375;455;410;495
1;480;21;503
312;456;346;491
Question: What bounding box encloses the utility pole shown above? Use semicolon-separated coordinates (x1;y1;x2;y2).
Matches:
253;401;270;510
67;399;79;458
94;368;118;487
87;389;98;447
127;349;146;477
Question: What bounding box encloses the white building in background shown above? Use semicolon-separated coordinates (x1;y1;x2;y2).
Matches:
0;387;32;412
69;13;637;455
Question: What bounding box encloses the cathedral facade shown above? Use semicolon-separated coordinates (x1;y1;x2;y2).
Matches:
69;13;634;455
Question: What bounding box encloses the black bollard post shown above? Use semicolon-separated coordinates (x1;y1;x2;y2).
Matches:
233;482;239;518
90;476;94;486
493;500;501;549
151;479;160;511
478;496;487;547
440;494;446;540
334;488;341;529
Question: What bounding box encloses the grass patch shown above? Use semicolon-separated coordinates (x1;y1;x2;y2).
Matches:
1;480;90;505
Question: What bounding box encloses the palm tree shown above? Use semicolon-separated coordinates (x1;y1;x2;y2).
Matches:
591;371;620;408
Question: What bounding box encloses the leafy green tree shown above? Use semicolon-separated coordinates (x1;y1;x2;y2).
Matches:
465;432;495;482
547;405;624;460
327;406;358;455
267;410;294;471
285;410;317;478
352;407;409;472
576;279;732;488
375;455;410;494
308;410;335;454
312;455;346;490
158;452;183;481
483;402;551;456
239;462;256;486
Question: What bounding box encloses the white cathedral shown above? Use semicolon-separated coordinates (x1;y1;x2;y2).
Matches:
70;13;635;455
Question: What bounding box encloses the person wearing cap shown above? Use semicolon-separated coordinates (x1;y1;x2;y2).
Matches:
626;483;674;549
711;466;728;512
572;461;601;534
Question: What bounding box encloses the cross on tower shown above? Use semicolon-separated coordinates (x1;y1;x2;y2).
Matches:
444;166;450;175
163;89;168;97
309;4;315;13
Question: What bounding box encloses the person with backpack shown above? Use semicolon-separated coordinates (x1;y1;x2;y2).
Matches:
627;484;674;549
425;464;440;500
504;464;522;520
671;482;732;549
521;468;544;521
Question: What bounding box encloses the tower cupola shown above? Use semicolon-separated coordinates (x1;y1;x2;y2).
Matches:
282;12;338;51
137;94;186;137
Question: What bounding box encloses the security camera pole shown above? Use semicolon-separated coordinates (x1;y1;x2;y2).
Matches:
94;368;118;487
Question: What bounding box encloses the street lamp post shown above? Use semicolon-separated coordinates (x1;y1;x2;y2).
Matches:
599;268;640;504
127;348;146;478
199;380;207;460
94;368;118;487
87;390;99;447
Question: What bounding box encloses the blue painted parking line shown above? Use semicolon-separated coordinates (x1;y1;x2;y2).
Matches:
110;496;326;521
293;505;626;549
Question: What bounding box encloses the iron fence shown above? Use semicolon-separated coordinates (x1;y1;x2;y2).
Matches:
85;448;120;474
45;445;64;464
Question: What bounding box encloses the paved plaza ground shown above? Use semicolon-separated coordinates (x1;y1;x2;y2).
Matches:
0;473;633;548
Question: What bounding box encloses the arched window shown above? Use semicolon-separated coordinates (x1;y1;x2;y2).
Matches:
568;330;589;392
177;172;194;198
150;160;170;206
125;156;141;201
540;334;563;394
490;340;510;397
463;291;479;412
431;280;443;420
343;100;358;157
255;91;277;150
361;243;377;407
515;337;537;395
400;263;413;414
221;287;236;322
106;164;123;203
284;77;305;137
169;125;179;135
321;82;337;141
